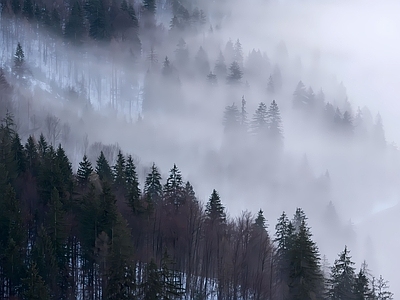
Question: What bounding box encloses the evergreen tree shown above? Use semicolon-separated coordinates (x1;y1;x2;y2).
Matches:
234;39;243;67
31;225;58;295
214;51;227;79
85;0;110;41
224;39;235;63
288;218;323;300
113;150;126;189
274;211;292;292
267;75;275;94
342;111;354;136
161;56;173;77
13;42;25;77
183;181;197;204
12;0;21;14
240;96;248;130
251;102;268;135
334;107;343;126
222;103;240;133
25;135;38;172
373;113;386;149
144;163;163;204
105;215;136;299
142;0;156;30
22;262;50;300
328;246;356;300
175;38;189;67
163;164;185;209
160;251;185;298
205;189;226;224
147;47;158;70
11;133;26;176
96;151;113;183
293;81;309;110
98;182;118;236
142;259;163;299
354;265;372;300
125;155;141;213
120;0;128;11
195;46;210;76
64;1;85;43
207;72;217;86
267;100;283;142
255;209;267;230
143;0;156;14
127;4;139;28
374;275;393;300
77;154;93;186
227;61;243;85
51;8;62;34
46;187;68;276
22;0;34;19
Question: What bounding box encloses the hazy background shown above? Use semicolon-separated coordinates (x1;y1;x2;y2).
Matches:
1;0;399;296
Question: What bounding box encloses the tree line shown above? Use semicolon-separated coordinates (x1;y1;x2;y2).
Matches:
0;112;392;299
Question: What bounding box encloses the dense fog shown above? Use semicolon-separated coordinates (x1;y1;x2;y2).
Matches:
0;0;398;297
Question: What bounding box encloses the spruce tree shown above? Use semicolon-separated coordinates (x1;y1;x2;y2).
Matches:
251;102;268;136
267;100;283;142
125;155;141;213
22;0;34;19
163;164;185;209
12;0;21;14
354;265;372;300
288;218;324;299
142;0;156;30
254;209;267;230
227;61;243;85
240;96;248;130
105;215;136;299
374;275;393;300
373;113;386;149
222;103;240;133
14;42;25;77
267;75;275;94
233;39;243;67
113;150;126;189
77;154;93;186
293;81;309;110
25;135;38;173
207;72;217;86
205;189;226;224
175;38;189;67
64;0;85;44
11;133;26;176
195;46;210;76
142;259;163;299
329;246;356;300
96;151;113;183
51;8;62;34
214;51;227;79
160;251;185;298
85;0;110;41
144;163;163;204
22;262;50;300
274;211;291;292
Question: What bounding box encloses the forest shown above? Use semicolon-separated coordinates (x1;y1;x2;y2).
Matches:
0;0;398;298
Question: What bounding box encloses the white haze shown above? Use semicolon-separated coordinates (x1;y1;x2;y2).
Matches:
1;0;400;296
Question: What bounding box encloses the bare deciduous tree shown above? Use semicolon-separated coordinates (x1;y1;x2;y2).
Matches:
45;113;61;146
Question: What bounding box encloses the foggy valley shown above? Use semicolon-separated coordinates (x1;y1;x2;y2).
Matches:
0;0;398;298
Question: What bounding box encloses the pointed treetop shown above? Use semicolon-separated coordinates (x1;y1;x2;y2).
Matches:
255;209;267;230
